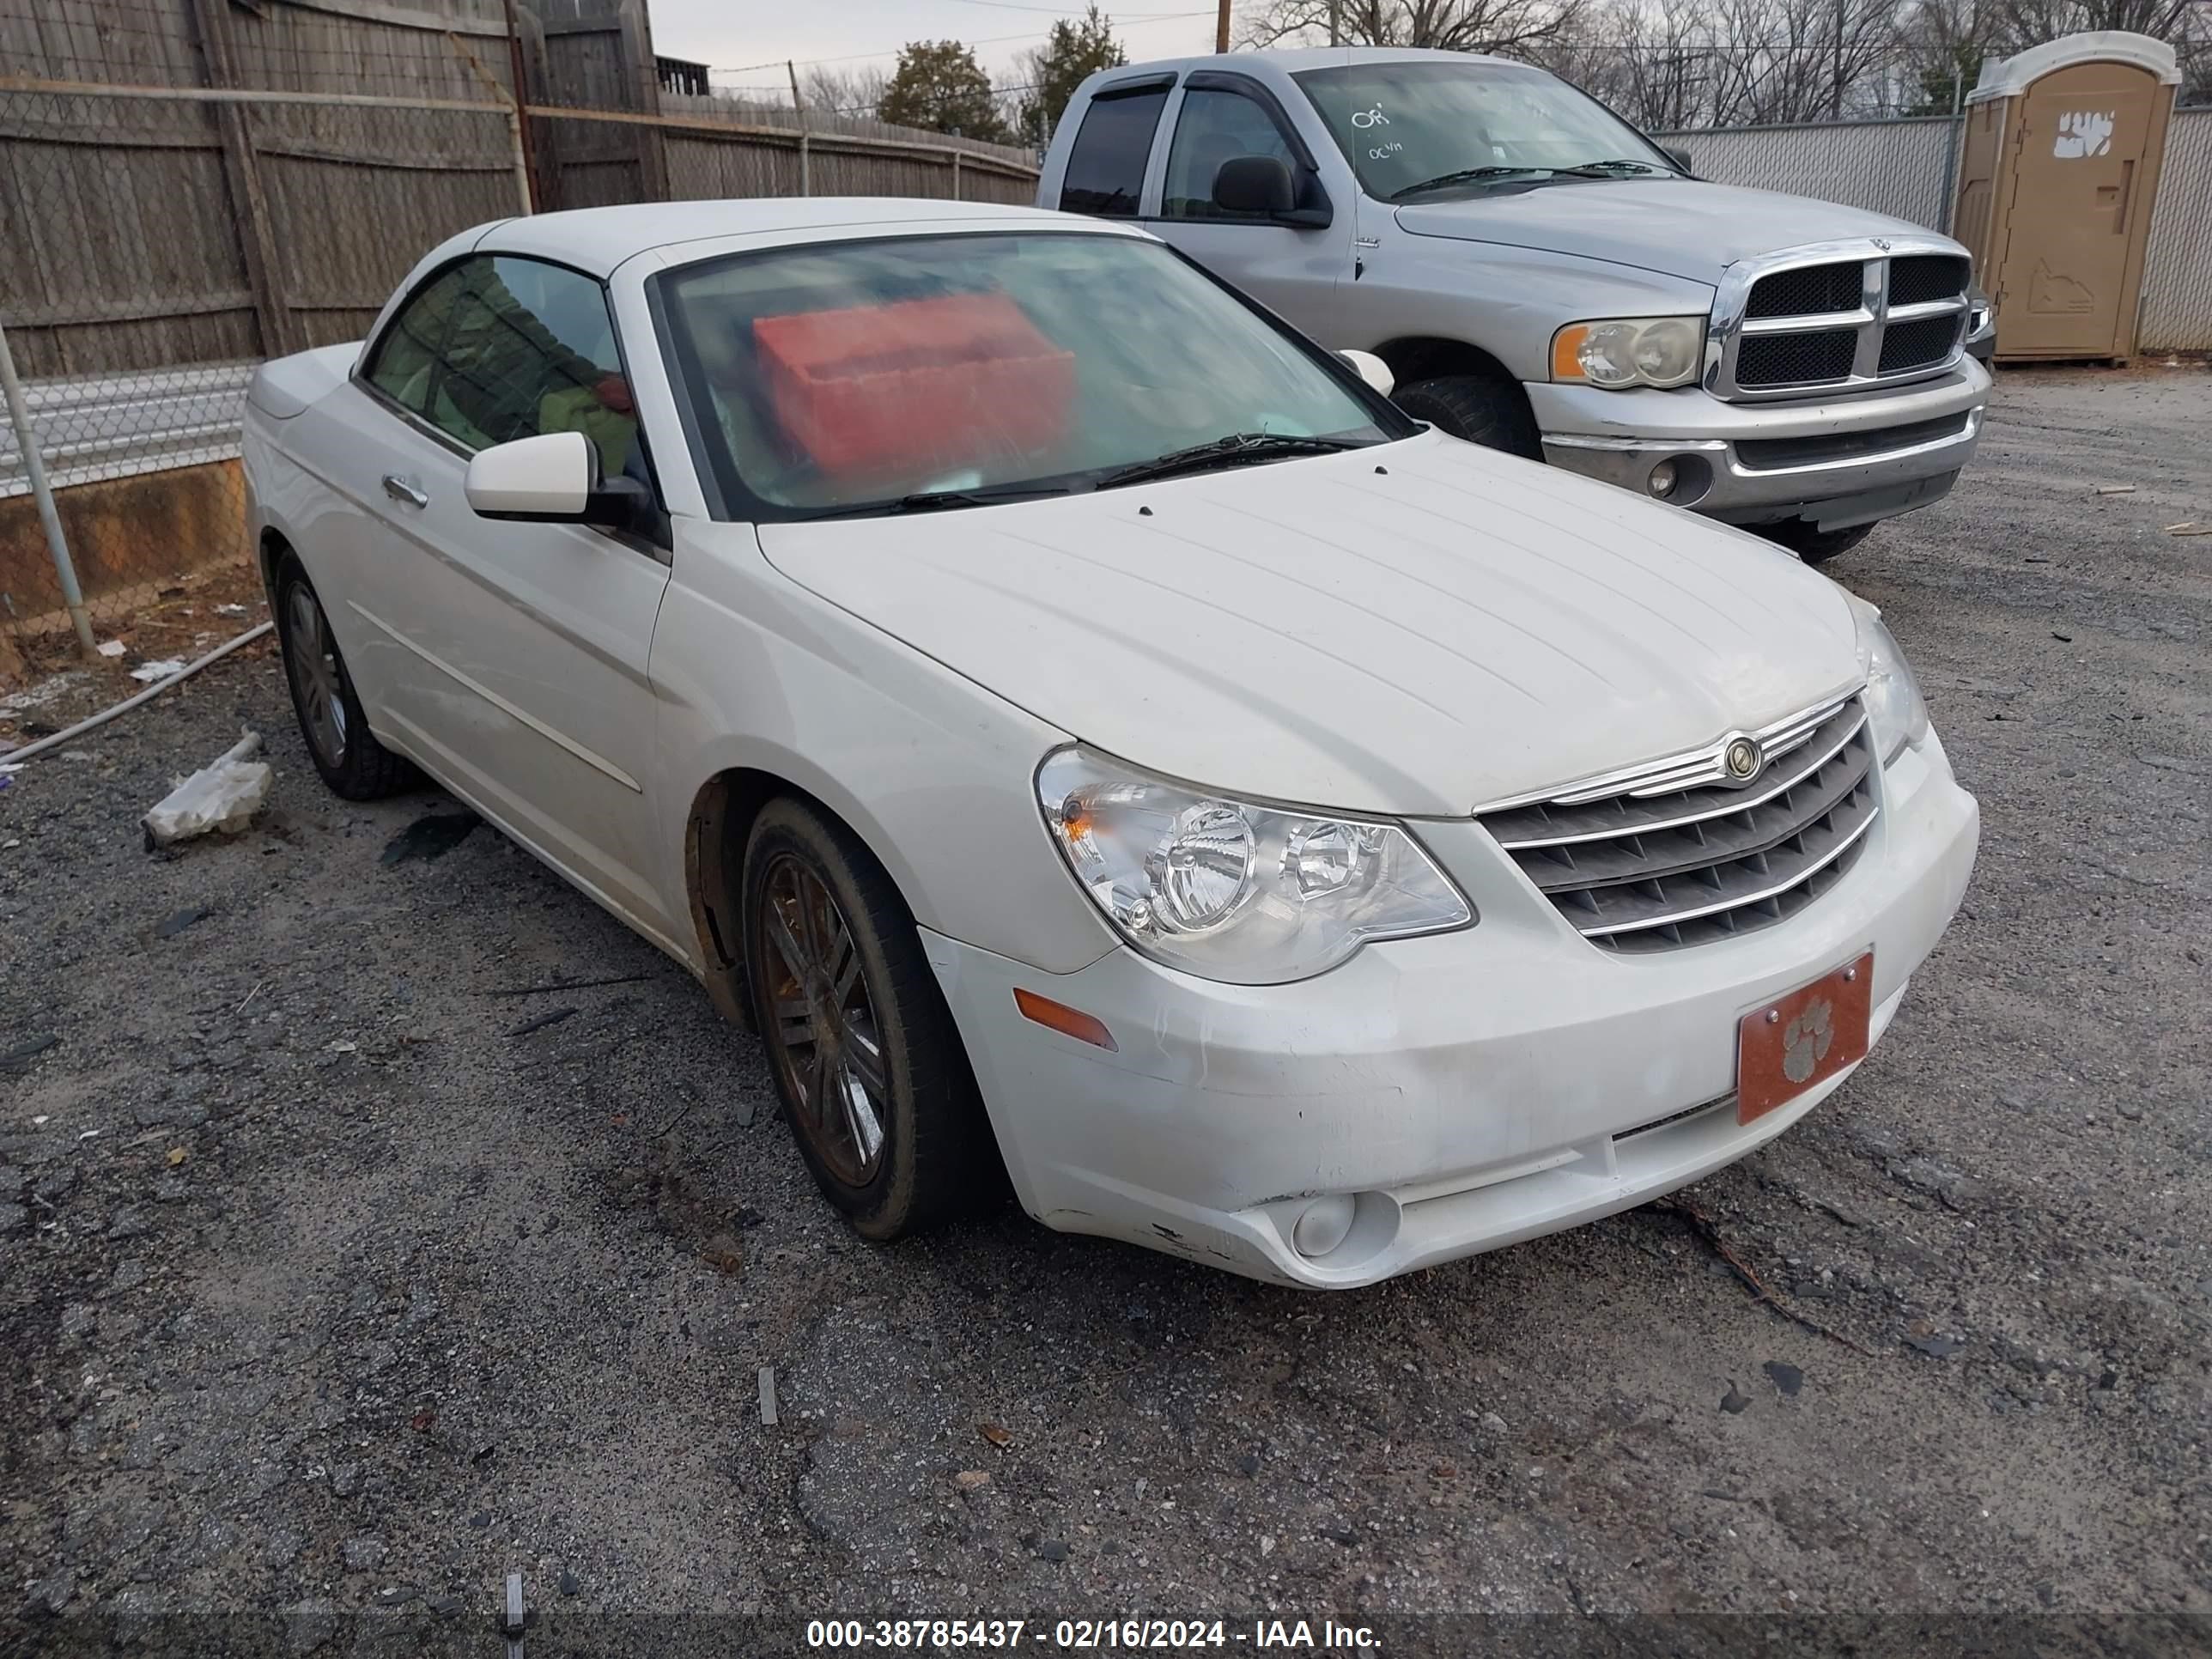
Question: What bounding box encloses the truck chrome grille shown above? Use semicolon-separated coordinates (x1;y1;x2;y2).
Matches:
1743;262;1862;319
1478;696;1879;954
1887;253;1970;307
1878;313;1964;374
1712;238;1972;401
1738;330;1856;387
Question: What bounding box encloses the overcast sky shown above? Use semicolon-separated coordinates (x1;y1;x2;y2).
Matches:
646;0;1231;94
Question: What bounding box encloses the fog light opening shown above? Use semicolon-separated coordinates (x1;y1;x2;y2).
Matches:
1647;459;1678;498
1291;1194;1358;1259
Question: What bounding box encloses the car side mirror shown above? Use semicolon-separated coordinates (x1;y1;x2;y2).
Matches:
1214;154;1295;216
465;430;647;530
1340;349;1394;398
1662;146;1694;175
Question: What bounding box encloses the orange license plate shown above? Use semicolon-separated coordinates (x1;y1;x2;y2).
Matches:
1737;951;1874;1125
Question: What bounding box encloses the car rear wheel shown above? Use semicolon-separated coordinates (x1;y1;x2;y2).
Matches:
742;796;993;1239
1759;520;1875;566
1394;374;1542;460
274;556;416;799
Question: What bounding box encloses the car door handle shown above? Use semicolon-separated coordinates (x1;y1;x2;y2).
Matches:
381;474;429;509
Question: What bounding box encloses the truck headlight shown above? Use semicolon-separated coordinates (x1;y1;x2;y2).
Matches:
1036;748;1472;985
1552;317;1705;390
1850;598;1930;763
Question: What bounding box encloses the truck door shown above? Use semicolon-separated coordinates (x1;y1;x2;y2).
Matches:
1150;74;1351;341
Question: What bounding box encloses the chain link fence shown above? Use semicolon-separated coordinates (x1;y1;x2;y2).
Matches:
1657;106;2212;355
0;0;1042;692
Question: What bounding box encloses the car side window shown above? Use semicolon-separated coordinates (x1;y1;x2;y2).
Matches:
1162;88;1297;221
363;266;465;415
366;254;643;489
1058;85;1169;217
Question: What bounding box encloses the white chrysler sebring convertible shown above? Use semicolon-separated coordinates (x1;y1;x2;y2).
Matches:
243;198;1978;1287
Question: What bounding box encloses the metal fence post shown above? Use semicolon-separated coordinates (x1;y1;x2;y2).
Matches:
0;319;97;658
787;60;810;196
1939;76;1965;234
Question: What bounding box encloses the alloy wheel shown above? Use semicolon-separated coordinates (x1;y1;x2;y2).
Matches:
757;852;888;1188
284;586;349;768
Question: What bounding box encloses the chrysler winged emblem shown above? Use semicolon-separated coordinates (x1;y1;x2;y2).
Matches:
1723;736;1764;783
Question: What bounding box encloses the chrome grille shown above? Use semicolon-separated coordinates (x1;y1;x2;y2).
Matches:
1711;236;1973;401
1887;254;1970;307
1479;696;1878;954
1743;262;1862;320
1738;329;1856;387
1878;313;1963;374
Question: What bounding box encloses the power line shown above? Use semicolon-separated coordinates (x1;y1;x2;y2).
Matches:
707;9;1212;75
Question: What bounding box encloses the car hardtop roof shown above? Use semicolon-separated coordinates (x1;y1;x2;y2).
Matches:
470;198;1127;278
1098;45;1521;82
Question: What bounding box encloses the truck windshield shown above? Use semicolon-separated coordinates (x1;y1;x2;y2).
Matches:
658;230;1404;521
1295;60;1676;201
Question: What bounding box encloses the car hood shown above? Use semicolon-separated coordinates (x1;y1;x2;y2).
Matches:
756;434;1863;818
1395;179;1944;285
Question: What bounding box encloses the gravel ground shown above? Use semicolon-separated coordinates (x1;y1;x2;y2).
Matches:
3;366;2209;1656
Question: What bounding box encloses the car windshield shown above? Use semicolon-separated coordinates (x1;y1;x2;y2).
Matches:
1294;60;1676;201
655;231;1402;520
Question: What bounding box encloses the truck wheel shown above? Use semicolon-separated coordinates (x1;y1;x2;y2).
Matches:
1759;520;1875;567
1395;374;1542;460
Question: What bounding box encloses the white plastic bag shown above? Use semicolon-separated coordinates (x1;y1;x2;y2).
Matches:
143;730;272;848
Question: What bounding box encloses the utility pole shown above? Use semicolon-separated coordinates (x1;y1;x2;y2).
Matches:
1831;0;1845;118
1215;0;1231;52
1328;0;1342;46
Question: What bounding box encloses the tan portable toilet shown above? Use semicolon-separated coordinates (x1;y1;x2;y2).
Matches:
1952;32;2180;363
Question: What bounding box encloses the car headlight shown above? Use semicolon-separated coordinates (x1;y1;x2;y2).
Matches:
1851;599;1929;763
1551;316;1705;389
1036;748;1473;984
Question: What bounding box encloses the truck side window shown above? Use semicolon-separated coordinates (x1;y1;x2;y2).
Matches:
1163;88;1297;221
1059;86;1169;217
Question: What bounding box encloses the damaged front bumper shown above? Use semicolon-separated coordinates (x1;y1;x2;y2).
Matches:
922;738;1980;1287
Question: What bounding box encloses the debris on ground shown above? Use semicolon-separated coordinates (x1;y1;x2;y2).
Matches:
1720;1382;1751;1414
507;1007;577;1038
758;1366;779;1426
142;731;271;848
699;1232;744;1275
2094;484;2135;495
380;811;480;866
95;641;126;659
979;1422;1013;1449
129;659;188;684
1763;1360;1805;1397
953;1470;992;1492
154;906;214;939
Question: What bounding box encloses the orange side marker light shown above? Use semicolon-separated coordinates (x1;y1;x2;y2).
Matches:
1013;988;1118;1052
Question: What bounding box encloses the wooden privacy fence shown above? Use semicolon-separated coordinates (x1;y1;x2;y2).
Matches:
0;71;1040;664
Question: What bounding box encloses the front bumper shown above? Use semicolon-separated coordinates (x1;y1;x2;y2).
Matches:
926;737;1978;1288
1529;360;1990;529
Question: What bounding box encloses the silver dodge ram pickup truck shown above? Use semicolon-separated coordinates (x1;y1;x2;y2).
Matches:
1039;47;1996;563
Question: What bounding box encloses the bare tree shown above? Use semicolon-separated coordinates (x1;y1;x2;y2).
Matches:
1239;0;1589;56
798;64;890;118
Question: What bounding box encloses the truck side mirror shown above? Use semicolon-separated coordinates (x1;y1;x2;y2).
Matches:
1213;154;1297;216
1662;146;1694;175
1212;154;1334;228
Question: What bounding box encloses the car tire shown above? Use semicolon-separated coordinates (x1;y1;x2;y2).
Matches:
1395;374;1543;460
742;795;994;1240
273;556;416;799
1759;520;1875;567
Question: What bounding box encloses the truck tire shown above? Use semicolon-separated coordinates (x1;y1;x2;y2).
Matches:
1759;520;1875;567
1395;374;1542;461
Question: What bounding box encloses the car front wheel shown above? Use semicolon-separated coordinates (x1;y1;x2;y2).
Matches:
742;796;993;1239
273;556;415;799
1394;373;1542;460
